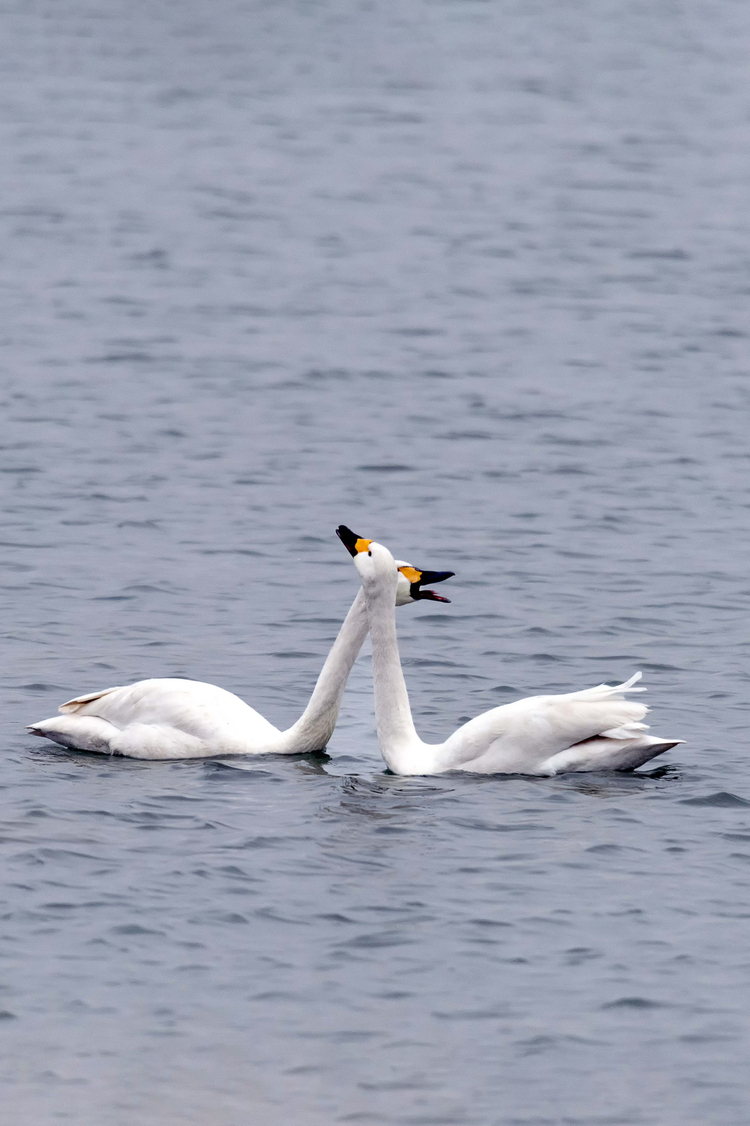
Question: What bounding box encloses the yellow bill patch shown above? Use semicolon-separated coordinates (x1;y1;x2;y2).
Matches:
354;538;373;554
398;565;422;584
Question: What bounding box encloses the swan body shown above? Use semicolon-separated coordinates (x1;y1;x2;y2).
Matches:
28;556;453;759
30;678;287;760
346;533;683;776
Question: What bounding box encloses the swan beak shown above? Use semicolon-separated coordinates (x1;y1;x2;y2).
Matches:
336;526;454;602
336;525;372;556
399;566;455;603
417;589;451;603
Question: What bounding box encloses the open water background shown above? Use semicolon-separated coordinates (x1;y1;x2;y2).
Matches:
2;1;750;1123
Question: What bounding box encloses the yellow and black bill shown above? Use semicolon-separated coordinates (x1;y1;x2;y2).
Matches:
400;565;455;603
336;525;373;556
336;526;454;602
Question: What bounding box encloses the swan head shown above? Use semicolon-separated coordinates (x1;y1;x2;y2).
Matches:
393;560;452;605
336;526;454;604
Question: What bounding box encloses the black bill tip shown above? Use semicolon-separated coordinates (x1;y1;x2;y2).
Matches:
410;568;455;603
418;570;455;586
336;525;361;557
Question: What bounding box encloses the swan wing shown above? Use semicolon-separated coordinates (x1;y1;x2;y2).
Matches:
439;673;678;774
58;686;125;712
29;678;281;758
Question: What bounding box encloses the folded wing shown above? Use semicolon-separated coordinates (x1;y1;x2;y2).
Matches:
28;678;280;758
440;673;681;774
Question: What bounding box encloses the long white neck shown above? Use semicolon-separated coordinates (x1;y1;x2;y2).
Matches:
363;575;420;771
276;588;370;753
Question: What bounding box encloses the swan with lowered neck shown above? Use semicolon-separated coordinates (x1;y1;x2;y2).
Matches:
28;550;453;759
339;527;683;776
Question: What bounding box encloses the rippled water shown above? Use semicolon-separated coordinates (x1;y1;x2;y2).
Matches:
2;2;750;1123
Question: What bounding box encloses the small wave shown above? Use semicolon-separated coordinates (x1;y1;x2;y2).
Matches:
681;791;750;807
110;924;164;935
438;430;493;440
19;682;67;693
433;1008;509;1021
356;464;414;472
602;997;669;1009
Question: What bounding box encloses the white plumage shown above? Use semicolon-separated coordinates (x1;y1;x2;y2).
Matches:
351;539;683;776
28;558;452;759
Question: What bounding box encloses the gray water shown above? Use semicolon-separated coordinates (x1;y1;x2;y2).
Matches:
2;1;750;1123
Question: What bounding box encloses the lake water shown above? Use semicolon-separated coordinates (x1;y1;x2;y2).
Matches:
2;1;750;1123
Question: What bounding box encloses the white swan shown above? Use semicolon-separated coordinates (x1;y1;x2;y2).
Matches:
338;527;683;776
28;550;453;759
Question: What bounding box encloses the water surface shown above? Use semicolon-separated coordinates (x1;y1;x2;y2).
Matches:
2;2;750;1123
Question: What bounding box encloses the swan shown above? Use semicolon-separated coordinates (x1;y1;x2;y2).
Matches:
338;526;683;775
28;552;454;759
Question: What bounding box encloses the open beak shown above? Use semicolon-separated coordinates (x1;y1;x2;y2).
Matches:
408;569;454;603
337;525;455;603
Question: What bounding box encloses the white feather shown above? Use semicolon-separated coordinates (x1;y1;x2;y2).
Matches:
28;557;441;759
353;542;683;777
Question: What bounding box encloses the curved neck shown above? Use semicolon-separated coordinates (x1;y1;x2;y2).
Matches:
277;588;369;753
364;578;420;770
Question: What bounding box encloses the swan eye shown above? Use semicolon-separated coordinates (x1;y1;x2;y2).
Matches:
368;550;372;556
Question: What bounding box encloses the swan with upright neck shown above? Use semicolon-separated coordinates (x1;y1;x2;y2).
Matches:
338;527;683;776
28;551;453;759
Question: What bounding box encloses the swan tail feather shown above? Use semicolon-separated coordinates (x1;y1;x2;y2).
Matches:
599;720;650;740
563;671;646;703
28;714;120;753
539;735;684;775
